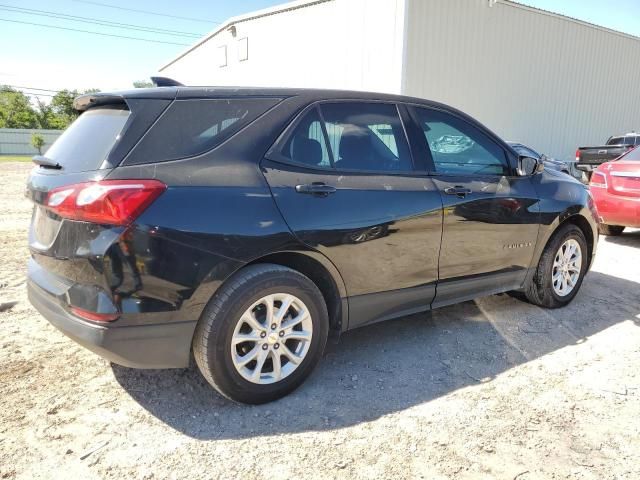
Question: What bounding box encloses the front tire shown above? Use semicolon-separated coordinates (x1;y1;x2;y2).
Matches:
599;224;625;236
193;264;329;404
523;224;588;308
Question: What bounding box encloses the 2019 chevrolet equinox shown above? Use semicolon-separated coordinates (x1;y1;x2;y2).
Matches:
26;86;598;404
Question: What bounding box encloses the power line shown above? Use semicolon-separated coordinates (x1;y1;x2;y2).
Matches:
73;0;221;25
0;4;203;38
22;92;56;97
0;88;57;97
2;85;62;93
0;18;191;46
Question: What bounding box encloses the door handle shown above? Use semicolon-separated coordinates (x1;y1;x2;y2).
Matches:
444;186;472;197
295;183;337;196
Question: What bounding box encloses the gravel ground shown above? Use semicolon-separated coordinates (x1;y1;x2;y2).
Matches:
1;162;639;479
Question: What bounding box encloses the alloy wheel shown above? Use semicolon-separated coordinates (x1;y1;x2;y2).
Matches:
552;238;582;297
230;293;313;384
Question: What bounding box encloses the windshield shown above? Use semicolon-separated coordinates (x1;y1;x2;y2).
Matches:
45;107;130;172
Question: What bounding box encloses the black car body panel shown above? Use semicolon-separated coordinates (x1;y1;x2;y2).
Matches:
27;87;598;368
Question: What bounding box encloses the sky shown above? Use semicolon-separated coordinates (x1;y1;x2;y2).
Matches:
1;0;639;100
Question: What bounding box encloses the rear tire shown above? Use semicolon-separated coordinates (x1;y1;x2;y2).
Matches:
523;224;588;308
193;264;328;404
598;224;625;236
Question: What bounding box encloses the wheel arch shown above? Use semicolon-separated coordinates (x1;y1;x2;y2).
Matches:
561;214;595;264
529;210;596;281
244;251;348;335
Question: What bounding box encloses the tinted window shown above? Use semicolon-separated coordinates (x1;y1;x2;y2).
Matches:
127;98;279;164
608;137;623;145
45;107;130;172
282;107;332;168
413;107;509;176
320;103;413;172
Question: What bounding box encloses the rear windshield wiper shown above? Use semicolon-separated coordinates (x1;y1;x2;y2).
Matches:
32;155;62;170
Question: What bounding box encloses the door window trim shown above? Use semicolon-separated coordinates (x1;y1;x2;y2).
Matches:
404;103;518;178
265;99;419;176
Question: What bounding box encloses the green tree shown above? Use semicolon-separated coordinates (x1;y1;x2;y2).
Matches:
133;80;153;88
0;86;38;128
34;98;55;129
47;88;101;129
49;89;80;129
31;133;45;154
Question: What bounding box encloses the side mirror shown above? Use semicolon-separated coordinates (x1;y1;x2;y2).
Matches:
517;155;543;176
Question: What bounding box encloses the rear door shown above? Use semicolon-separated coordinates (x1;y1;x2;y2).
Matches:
407;105;540;307
262;101;443;329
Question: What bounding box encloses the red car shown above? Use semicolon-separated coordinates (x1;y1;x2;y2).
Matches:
590;146;640;235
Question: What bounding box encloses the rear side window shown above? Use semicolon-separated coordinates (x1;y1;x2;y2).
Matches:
45;107;130;172
608;137;623;145
126;98;279;164
276;102;413;173
321;103;413;172
282;107;332;168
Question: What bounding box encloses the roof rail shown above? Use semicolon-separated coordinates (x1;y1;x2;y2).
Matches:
150;76;184;87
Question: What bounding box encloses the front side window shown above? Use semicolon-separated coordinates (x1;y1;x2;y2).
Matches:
320;103;413;172
412;107;509;176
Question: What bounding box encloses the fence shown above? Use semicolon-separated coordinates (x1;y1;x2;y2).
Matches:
0;128;62;155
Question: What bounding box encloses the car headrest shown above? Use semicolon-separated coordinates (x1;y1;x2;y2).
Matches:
292;137;322;166
339;127;371;168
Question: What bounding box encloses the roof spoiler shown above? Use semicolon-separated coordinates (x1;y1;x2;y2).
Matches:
74;93;126;112
151;76;184;87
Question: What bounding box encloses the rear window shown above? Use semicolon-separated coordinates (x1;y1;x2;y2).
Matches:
125;98;280;165
45;107;130;172
608;136;638;146
621;146;640;161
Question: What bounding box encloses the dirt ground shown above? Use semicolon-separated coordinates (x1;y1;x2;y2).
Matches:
1;161;639;479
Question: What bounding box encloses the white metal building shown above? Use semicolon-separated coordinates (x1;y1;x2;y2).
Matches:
159;0;640;161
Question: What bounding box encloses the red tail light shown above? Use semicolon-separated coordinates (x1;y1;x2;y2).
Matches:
71;306;119;322
45;180;166;226
575;149;580;162
590;171;608;188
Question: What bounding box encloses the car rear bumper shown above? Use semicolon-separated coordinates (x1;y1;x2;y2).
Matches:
591;188;640;227
28;280;197;369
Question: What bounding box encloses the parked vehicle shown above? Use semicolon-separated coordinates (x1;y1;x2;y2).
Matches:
576;133;640;178
26;86;598;404
589;146;640;236
507;141;582;181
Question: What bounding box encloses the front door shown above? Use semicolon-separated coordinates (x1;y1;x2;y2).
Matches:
408;106;540;308
263;101;443;329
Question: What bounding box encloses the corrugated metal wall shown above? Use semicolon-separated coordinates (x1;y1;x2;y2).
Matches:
0;128;61;155
160;0;407;94
161;0;640;162
403;0;640;161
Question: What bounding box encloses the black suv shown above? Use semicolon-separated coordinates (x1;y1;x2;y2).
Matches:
27;87;598;403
